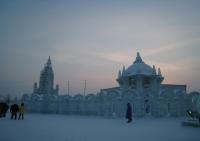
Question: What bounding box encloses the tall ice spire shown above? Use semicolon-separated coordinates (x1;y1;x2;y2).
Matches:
118;70;121;78
153;65;156;75
38;56;54;95
46;56;51;66
158;68;162;76
122;66;126;75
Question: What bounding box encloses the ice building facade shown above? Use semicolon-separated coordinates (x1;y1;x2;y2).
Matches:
21;53;199;117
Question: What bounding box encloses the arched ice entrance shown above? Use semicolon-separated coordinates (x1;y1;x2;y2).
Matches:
143;91;155;115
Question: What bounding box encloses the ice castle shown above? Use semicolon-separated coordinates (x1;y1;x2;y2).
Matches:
21;52;199;117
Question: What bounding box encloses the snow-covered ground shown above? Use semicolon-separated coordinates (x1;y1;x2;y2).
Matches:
0;114;200;141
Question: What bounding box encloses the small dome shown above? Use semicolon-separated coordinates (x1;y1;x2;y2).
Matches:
124;52;154;76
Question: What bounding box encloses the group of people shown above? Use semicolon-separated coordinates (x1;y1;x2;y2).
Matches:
0;102;25;120
10;103;25;120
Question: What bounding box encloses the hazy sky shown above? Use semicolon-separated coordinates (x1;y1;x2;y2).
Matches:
1;0;200;97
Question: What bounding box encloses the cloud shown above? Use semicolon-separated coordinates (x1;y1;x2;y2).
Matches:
141;37;200;57
148;60;182;71
97;52;133;64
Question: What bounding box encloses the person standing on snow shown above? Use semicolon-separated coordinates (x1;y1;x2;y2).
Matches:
18;103;25;120
10;104;19;120
0;102;9;118
126;103;132;123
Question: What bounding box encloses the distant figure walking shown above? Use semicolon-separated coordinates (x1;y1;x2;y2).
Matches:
10;104;19;120
126;103;132;123
0;102;9;118
18;103;25;120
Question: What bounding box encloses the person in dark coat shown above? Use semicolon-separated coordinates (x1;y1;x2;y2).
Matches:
0;103;9;118
0;103;4;117
126;103;132;123
10;104;19;120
